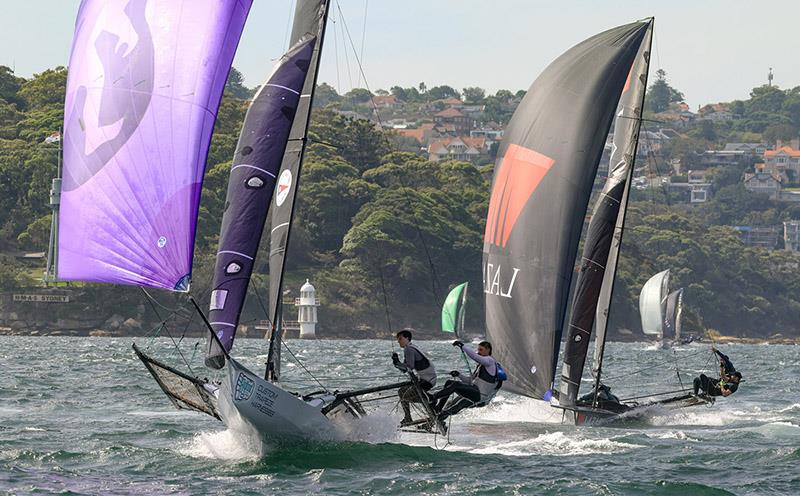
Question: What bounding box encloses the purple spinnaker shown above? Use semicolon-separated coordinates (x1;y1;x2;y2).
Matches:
58;0;252;291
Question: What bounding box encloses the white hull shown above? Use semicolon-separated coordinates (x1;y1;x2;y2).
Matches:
218;358;350;443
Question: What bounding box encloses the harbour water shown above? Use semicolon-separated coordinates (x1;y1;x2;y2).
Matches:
1;336;798;495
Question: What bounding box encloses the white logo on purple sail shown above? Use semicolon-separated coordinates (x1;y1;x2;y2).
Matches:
234;372;255;402
157;236;167;248
276;169;292;206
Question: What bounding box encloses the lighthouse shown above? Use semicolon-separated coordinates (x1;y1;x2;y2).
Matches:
296;279;319;339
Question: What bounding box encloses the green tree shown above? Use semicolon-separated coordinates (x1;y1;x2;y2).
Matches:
645;69;684;113
344;87;373;103
18;67;67;111
462;86;485;103
225;66;252;99
427;85;460;101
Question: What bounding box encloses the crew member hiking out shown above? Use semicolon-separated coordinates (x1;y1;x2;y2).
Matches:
429;340;505;421
391;330;437;427
693;346;743;398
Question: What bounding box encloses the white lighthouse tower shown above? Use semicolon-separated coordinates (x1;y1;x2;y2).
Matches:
296;279;319;339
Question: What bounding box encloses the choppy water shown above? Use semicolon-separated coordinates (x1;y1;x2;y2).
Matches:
1;336;798;495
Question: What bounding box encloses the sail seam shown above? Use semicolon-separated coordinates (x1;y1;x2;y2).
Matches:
209;322;235;327
568;324;591;335
271;222;290;233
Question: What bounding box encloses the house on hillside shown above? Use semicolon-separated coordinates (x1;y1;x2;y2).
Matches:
427;136;487;163
371;95;401;108
394;122;438;144
698;103;732;122
743;167;782;200
764;140;800;185
433;107;474;135
734;225;780;250
784;221;800;252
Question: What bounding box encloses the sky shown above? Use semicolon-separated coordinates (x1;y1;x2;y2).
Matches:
1;1;798;110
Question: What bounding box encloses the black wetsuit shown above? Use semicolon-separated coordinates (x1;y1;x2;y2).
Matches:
694;374;739;397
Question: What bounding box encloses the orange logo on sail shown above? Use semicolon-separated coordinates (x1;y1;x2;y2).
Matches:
484;144;555;247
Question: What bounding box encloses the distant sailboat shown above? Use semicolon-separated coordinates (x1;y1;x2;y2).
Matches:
640;270;687;346
639;269;670;344
483;18;712;426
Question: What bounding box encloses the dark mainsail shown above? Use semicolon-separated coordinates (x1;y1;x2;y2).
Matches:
483;21;651;400
205;37;317;368
560;21;654;405
265;0;331;379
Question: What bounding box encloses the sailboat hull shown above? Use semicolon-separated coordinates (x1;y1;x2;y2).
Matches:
219;358;343;443
557;394;714;426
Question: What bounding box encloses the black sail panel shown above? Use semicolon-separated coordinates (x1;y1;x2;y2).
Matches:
560;21;653;403
266;0;330;376
484;21;651;399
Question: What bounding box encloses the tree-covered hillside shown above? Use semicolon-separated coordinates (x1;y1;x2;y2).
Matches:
1;64;800;339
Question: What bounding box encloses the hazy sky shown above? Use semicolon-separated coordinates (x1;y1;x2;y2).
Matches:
1;1;798;110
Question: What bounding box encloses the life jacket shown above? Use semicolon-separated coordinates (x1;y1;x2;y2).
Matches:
473;358;503;402
406;343;436;385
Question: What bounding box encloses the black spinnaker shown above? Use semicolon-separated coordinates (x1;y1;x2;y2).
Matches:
483;20;652;400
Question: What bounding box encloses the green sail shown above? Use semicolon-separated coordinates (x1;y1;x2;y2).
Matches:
441;282;468;333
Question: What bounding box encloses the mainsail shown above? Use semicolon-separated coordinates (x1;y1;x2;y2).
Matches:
663;288;683;341
265;0;331;379
442;282;468;334
59;0;252;291
639;269;670;337
560;21;653;404
483;21;651;399
204;36;318;368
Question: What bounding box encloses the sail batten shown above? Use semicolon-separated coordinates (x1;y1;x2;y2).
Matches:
59;0;252;291
484;20;652;400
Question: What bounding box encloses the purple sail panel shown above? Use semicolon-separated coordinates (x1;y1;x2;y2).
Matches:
58;0;252;291
205;38;316;366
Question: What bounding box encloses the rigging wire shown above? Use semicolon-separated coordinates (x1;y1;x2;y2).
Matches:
357;0;368;87
251;283;327;390
334;0;444;304
138;287;196;375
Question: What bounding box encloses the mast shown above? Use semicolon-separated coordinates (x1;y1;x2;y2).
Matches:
559;19;653;406
265;0;331;381
483;20;651;400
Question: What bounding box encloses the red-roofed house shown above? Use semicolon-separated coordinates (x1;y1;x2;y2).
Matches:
433;107;473;134
764;140;800;184
395;123;438;144
371;95;400;108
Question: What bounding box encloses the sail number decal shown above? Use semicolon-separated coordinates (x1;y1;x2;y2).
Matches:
484;263;519;298
276;169;292;206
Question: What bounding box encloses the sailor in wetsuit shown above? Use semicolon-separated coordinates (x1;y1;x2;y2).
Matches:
392;330;437;426
429;340;501;420
693;347;742;397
